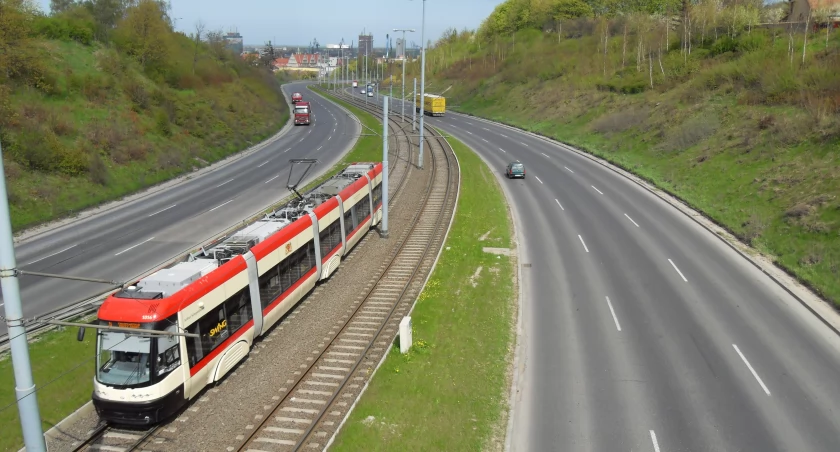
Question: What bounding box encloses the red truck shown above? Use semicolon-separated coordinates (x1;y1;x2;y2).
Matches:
294;101;311;126
291;92;303;103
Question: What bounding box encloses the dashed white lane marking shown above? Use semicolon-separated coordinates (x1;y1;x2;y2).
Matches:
317;146;323;151
216;178;234;188
328;135;332;140
541;152;550;158
284;148;291;153
733;344;771;396
148;204;177;217
257;160;271;168
650;430;661;452
115;237;155;256
24;244;78;266
605;296;621;331
481;138;489;143
555;199;564;210
265;175;279;184
499;147;507;153
500;133;508;138
464;121;474;125
466;131;473;135
521;142;529;147
564;166;574;173
578;235;590;253
209;199;235;212
668;259;688;282
535;176;544;184
591;185;604;195
482;127;490;131
624;213;640;227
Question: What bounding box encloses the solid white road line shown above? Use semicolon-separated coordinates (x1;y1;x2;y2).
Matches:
115;237;154;256
257;160;271;168
541;152;550;158
564;166;574;173
605;296;622;331
578;235;590;253
591;185;604;195
216;178;234;188
650;430;661;452
148;204;177;217
733;344;771;396
624;213;640;227
535;176;544;184
668;259;688;282
24;244;78;266
265;175;279;184
555;199;564;210
209;199;235;212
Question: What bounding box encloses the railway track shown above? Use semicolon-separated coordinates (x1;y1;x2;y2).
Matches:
70;424;159;452
232;96;458;452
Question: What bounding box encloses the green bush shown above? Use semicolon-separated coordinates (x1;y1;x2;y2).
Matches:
711;36;738;55
32;15;94;45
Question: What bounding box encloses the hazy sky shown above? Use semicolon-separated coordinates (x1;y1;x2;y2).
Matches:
36;0;503;47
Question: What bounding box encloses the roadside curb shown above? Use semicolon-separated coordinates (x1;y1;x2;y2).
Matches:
452;110;840;338
13;85;297;245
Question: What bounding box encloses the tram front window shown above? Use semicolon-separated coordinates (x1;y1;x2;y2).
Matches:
96;331;152;387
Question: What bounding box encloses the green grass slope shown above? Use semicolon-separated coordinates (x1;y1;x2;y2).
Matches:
389;3;840;307
1;0;288;232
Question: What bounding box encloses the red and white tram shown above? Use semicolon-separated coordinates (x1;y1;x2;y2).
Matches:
90;163;383;425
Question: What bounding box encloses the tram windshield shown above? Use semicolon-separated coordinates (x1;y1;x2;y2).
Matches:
96;331;152;386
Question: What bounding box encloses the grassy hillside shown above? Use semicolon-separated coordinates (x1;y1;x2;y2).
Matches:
0;0;288;232
388;0;840;305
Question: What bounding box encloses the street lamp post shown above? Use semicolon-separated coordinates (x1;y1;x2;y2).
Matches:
393;28;415;123
418;0;427;169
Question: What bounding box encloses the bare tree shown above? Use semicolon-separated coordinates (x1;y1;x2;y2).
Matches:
192;19;205;75
802;10;811;64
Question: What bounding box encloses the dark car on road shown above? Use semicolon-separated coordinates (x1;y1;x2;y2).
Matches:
506;161;526;179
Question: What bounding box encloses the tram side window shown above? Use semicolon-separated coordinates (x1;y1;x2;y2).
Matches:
258;261;283;309
344;208;354;236
372;183;382;208
225;287;252;332
319;220;342;258
185;305;229;368
302;240;316;273
156;324;180;378
352;195;371;224
296;241;314;277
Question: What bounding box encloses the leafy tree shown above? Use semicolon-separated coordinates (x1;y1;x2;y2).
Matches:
82;0;129;41
112;0;170;72
0;0;40;83
50;0;75;14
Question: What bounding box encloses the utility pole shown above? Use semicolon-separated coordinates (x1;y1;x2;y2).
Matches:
380;96;389;238
418;0;427;169
412;77;417;132
0;139;47;451
393;29;415;123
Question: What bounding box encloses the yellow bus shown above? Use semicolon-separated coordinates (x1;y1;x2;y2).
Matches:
415;93;445;117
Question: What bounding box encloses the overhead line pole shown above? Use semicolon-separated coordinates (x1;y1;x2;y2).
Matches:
418;0;427;169
0;138;47;451
381;96;389;238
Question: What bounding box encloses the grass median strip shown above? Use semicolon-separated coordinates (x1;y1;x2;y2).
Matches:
330;132;516;451
0;87;380;452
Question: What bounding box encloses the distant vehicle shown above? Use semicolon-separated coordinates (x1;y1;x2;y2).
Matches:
415;93;446;117
505;161;525;179
352;80;358;88
294;101;311;126
291;92;303;104
367;90;374;97
360;89;366;94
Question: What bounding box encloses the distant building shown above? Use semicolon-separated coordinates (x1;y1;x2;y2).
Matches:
224;31;244;55
395;38;405;59
788;0;840;22
359;34;373;58
273;53;322;72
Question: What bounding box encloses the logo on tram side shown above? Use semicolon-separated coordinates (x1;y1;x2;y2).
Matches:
285;243;292;255
209;319;227;337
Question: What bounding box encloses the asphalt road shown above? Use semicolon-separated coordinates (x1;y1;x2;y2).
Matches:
347;87;840;451
1;82;359;337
